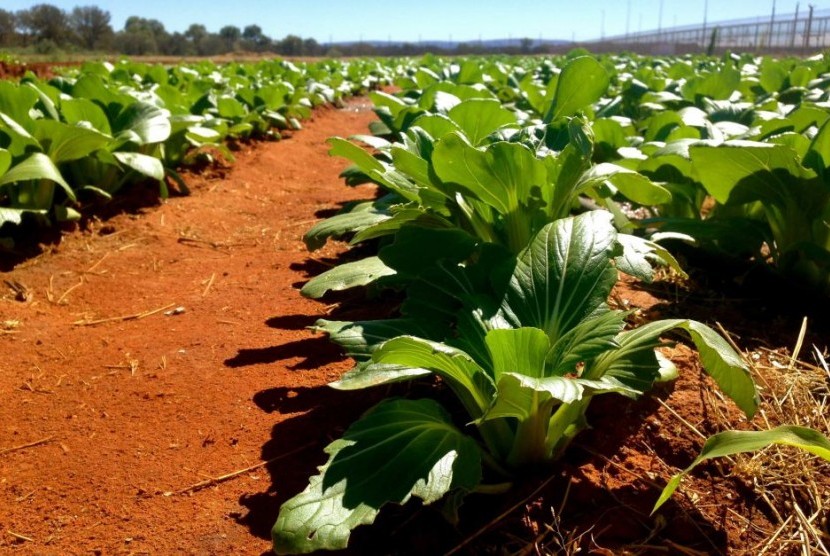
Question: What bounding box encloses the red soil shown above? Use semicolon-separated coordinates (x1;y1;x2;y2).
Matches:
0;99;379;554
1;96;826;555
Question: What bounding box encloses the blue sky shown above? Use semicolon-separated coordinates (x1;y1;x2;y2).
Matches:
3;0;816;42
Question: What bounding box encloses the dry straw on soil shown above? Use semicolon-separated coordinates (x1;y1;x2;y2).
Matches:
717;320;830;556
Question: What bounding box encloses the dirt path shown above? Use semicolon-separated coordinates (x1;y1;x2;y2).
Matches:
0;99;379;554
2;93;827;555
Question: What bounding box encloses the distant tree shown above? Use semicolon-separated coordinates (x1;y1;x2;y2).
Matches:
303;37;321;56
70;6;113;50
242;24;262;40
242;24;271;52
114;16;169;55
0;9;16;47
198;33;226;56
159;31;193;56
184;23;209;54
219;25;241;51
184;24;206;44
520;37;533;53
279;34;303;56
17;4;71;46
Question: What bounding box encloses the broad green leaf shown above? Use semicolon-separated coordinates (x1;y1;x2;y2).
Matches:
369;336;494;417
498;211;620;344
185;126;223;144
25;82;60;121
787;105;830;133
390;146;435;189
314;318;444;362
0;152;74;202
432;91;461;113
679;320;758;417
0;81;39;129
789;65;814;88
378;225;477;277
0;112;41;158
592;319;758;417
653;425;830;512
759;59;787;94
217;96;248;119
615;233;688;283
578;163;672;205
644;111;685;142
352;208;450;244
545;57;609;123
72;73;130;115
681;64;740;101
589;320;668;395
113;152;165;181
300;256;396;299
409;114;461;139
350;134;391;150
327;137;385;175
304;202;392;251
54;205;81;222
0;207;46;226
592;118;630;151
690;143;804;206
33;120;112;164
273;398;482;554
545;310;627;376
805;119;830;177
608;170;672;205
60;97;112;135
369;90;408;115
77;185;113;200
401;263;484;334
447;99;517;145
228;122;254;137
331;363;431;390
0;149;10;175
485;327;550;380
485;373;636;422
113;101;171;145
433;133;547;217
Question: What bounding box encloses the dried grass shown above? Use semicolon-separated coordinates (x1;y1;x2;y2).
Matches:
706;320;830;556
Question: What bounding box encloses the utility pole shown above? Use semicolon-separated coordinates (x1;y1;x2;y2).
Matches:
791;2;800;49
658;0;665;38
702;0;708;47
601;10;606;40
768;0;776;48
804;4;815;52
626;0;631;39
638;12;642;43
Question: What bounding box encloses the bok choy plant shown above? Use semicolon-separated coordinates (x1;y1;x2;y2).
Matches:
642;126;830;295
272;211;759;554
301;115;672;299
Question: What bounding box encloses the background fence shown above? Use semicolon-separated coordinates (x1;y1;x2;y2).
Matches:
578;7;830;55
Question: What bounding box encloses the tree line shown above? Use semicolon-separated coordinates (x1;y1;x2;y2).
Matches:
0;3;561;58
0;3;326;56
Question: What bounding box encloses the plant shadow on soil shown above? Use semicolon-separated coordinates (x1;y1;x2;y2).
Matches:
231;367;733;554
629;259;830;353
224;283;732;554
0;180;172;271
